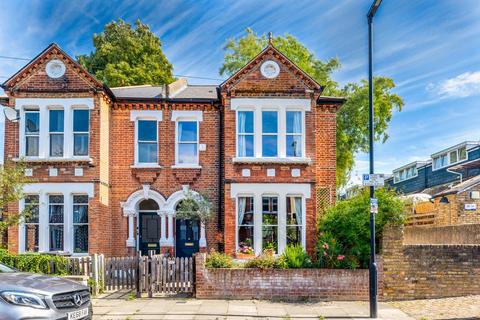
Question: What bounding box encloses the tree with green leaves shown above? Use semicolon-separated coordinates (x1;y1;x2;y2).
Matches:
0;162;32;247
220;29;404;186
78;19;174;87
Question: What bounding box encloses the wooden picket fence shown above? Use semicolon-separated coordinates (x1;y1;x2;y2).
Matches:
138;254;194;296
64;254;105;296
103;254;195;295
104;256;137;291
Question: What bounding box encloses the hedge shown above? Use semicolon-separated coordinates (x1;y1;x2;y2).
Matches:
0;249;69;275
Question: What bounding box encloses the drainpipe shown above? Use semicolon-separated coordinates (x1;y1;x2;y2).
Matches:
447;168;463;184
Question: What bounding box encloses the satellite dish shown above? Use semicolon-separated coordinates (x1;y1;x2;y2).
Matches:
3;107;19;122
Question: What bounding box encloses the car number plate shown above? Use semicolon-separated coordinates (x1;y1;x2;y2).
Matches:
67;308;89;320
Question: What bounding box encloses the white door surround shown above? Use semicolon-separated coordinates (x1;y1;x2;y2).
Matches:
121;185;207;250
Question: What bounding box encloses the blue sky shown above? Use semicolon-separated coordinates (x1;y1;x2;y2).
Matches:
1;0;479;185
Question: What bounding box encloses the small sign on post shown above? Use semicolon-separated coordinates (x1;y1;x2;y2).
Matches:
362;174;385;187
370;198;378;214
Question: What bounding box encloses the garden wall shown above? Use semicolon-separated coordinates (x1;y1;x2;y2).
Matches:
382;225;480;300
195;254;374;301
403;224;480;244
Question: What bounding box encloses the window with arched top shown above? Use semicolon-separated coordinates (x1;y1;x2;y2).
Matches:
138;199;159;211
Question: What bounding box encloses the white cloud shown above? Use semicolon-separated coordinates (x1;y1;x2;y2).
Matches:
429;71;480;98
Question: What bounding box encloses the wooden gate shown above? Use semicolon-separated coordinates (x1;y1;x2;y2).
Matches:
105;256;137;291
103;254;195;295
138;254;194;296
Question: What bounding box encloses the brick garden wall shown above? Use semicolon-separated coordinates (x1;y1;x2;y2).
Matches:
195;253;371;301
382;225;480;300
403;224;480;244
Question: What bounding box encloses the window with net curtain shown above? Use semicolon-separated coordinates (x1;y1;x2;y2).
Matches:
49;195;64;251
73;195;88;253
73;109;89;156
286;111;302;157
237;197;254;252
237;111;254;157
286;196;302;245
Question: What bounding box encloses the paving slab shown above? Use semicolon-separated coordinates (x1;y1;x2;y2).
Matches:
92;297;415;320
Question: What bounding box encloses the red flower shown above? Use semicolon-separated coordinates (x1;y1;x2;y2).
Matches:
322;243;329;250
337;255;345;261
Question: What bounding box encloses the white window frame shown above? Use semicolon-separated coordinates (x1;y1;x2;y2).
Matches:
18;183;94;256
231;98;309;162
231;183;310;255
48;194;65;252
136;119;159;165
286;195;303;247
432;145;468;171
236;195;255;253
24;109;40;157
130;110;163;168
72;194;89;254
23;194;40;253
16;98;94;160
72;108;90;157
285;110;304;158
48;107;65;158
261;110;279;158
236;109;255;158
393;165;418;183
171;111;203;169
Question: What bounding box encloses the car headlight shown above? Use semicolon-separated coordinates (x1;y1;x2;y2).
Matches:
1;291;47;309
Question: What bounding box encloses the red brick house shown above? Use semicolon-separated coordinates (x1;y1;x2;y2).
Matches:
1;43;343;257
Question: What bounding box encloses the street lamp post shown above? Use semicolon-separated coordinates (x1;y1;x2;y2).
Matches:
367;0;382;318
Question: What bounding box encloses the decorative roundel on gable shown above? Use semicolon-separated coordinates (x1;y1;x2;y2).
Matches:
260;60;280;79
45;59;66;79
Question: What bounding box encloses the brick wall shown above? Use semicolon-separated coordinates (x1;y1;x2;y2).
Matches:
195;253;370;301
403;224;480;244
382;225;480;300
109;105;220;256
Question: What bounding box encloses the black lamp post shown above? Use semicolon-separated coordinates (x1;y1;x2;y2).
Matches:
367;0;382;318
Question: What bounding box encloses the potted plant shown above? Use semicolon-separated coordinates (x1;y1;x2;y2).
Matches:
236;240;255;259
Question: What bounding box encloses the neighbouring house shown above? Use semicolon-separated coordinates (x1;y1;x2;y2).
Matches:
0;43;343;257
386;141;480;196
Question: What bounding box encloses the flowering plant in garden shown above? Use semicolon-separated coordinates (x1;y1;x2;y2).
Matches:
316;232;359;269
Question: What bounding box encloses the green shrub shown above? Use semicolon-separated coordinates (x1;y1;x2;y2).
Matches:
244;251;285;269
281;244;311;268
205;251;234;268
0;249;68;275
317;188;405;269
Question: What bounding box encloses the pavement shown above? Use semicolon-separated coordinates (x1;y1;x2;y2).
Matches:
92;290;413;320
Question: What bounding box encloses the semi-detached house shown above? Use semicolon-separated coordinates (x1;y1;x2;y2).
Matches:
1;43;344;257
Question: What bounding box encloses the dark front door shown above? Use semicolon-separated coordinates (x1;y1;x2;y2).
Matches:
175;219;199;257
139;212;161;255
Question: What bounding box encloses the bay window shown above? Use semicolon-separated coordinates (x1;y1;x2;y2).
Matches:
262;196;278;252
73;109;89;156
49;195;64;251
286;196;302;245
73;195;88;253
176;121;198;165
23;195;39;253
49;110;64;157
286;111;302;157
232;99;309;161
237;111;254;157
262;111;278;157
137;120;158;164
237;196;254;253
25;110;40;157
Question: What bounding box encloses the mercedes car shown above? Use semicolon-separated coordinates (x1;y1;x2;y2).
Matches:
0;262;92;320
